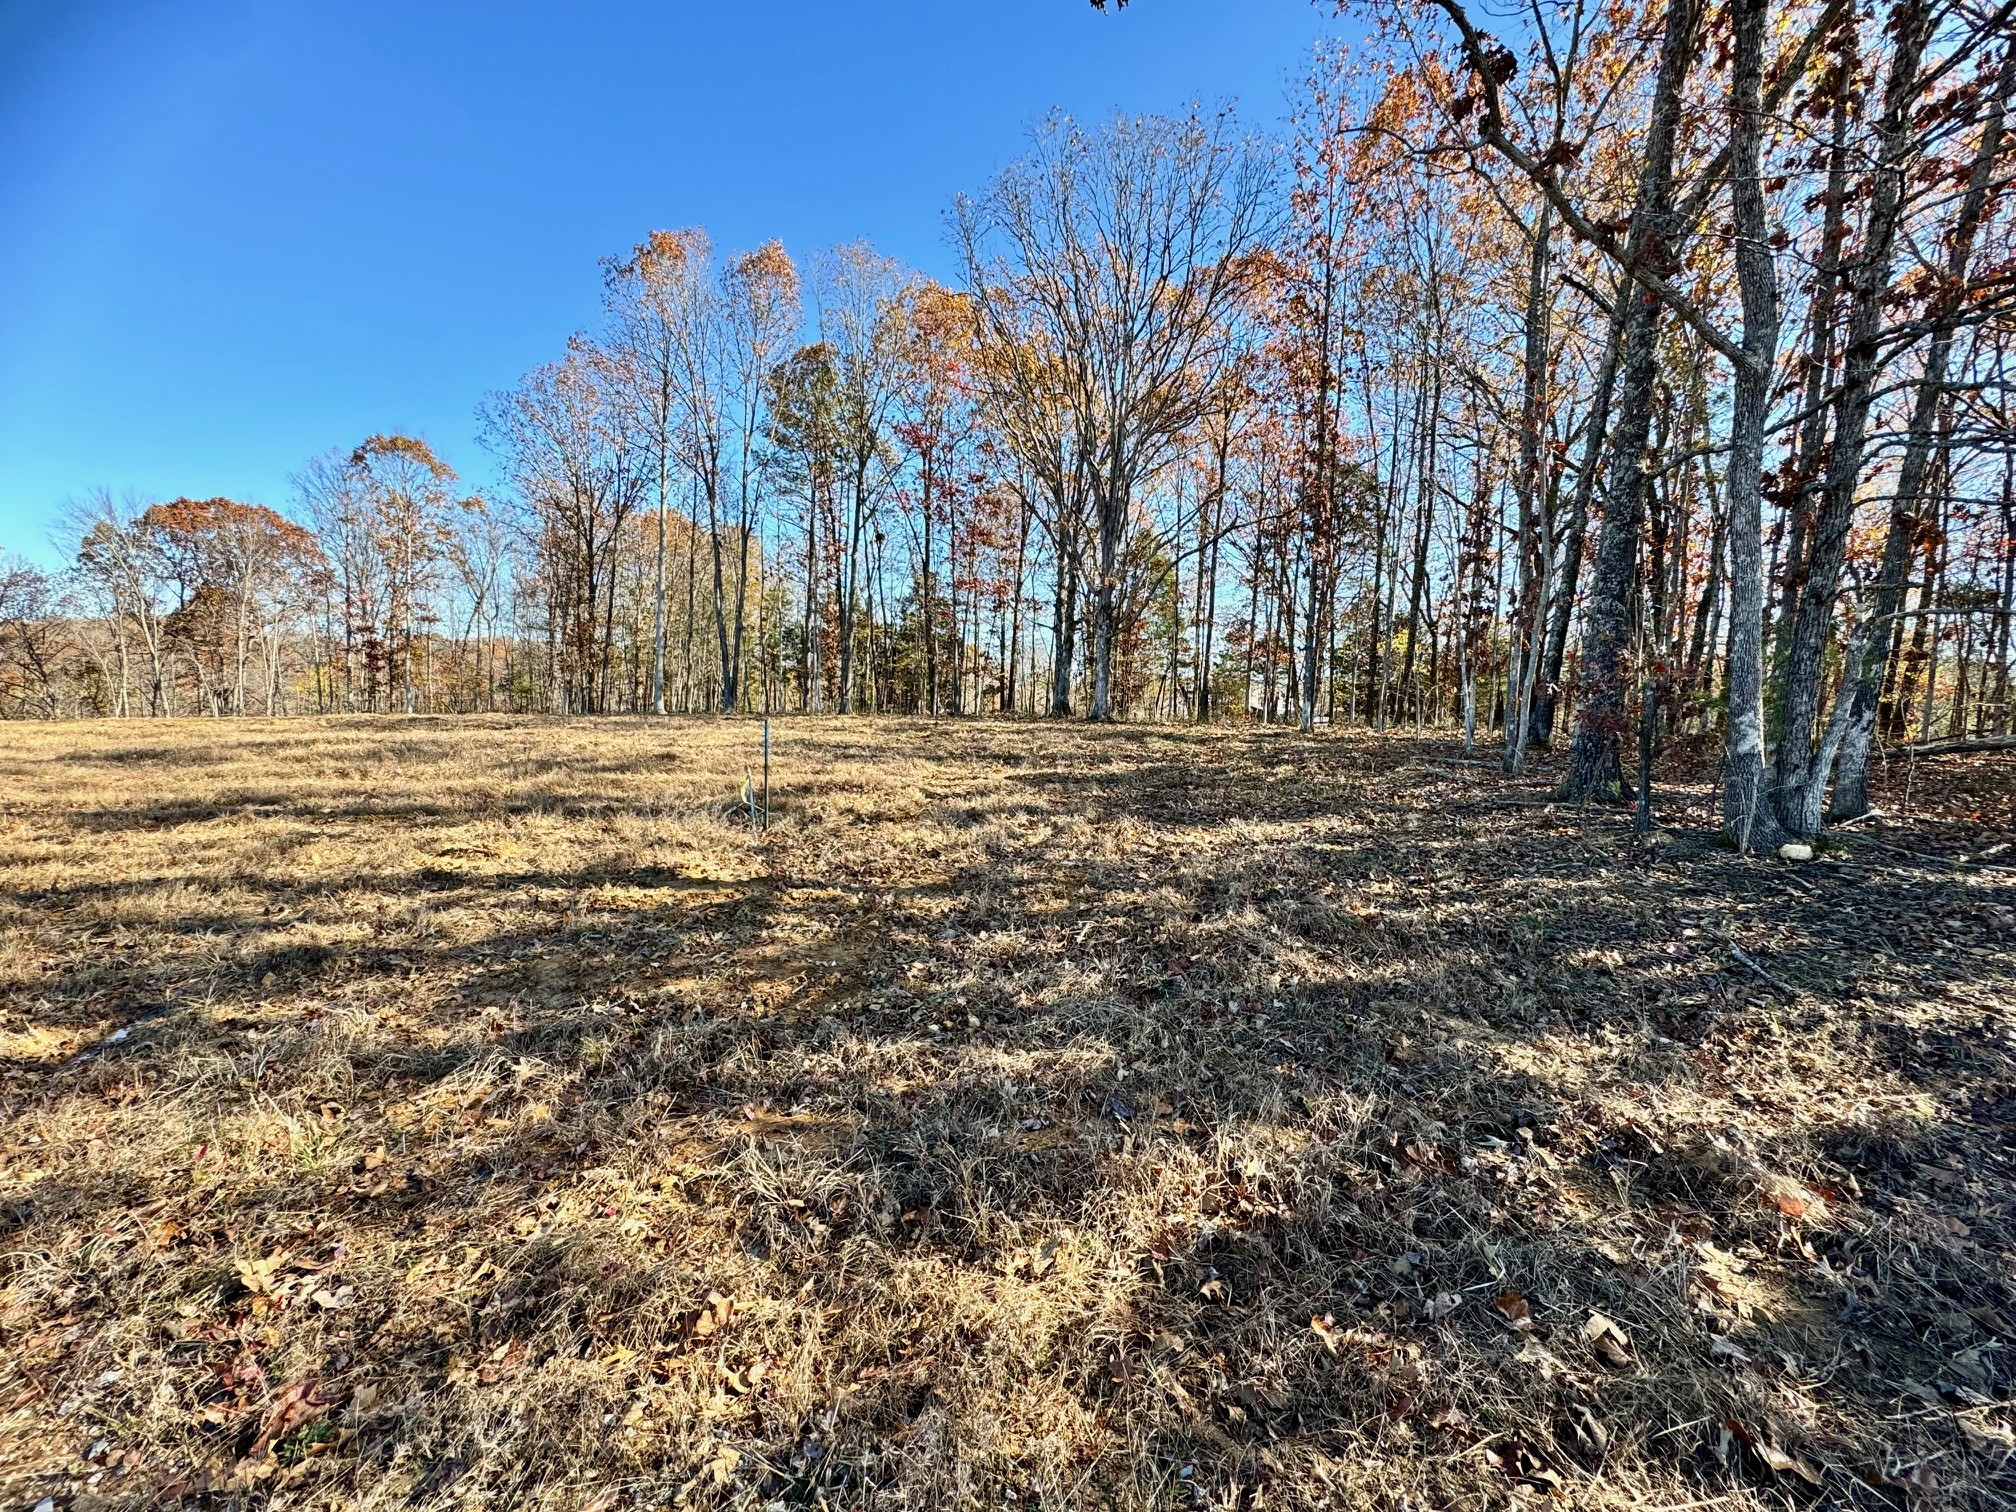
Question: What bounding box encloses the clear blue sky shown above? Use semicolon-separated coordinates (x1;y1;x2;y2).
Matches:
0;0;1339;566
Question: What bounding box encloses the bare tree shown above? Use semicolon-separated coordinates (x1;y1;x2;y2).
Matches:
0;553;65;717
817;244;908;713
483;340;647;714
957;109;1276;721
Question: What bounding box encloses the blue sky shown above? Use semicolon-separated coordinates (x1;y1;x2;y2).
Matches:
0;0;1338;565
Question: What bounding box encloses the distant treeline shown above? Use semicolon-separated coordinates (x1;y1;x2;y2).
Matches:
6;17;2015;848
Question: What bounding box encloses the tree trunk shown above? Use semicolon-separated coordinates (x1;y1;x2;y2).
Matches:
838;459;869;713
651;485;667;715
1829;47;2009;819
1720;0;1788;850
1089;478;1123;722
1535;277;1625;747
1504;204;1553;772
1772;0;1935;830
1563;295;1663;799
1561;0;1699;801
1050;531;1078;717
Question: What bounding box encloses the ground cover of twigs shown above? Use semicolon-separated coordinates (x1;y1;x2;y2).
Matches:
1;715;2013;1511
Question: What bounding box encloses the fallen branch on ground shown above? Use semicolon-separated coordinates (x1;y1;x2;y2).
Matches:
1900;734;2016;757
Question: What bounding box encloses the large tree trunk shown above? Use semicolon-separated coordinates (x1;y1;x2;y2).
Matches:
837;460;869;713
1561;0;1699;801
1504;205;1553;772
1563;296;1663;799
1397;362;1439;728
679;490;698;712
1088;479;1123;722
1829;48;2010;819
1050;533;1078;717
1720;0;1788;850
1772;0;1935;832
922;455;937;716
1005;485;1030;713
1300;542;1324;733
1534;284;1624;747
705;479;736;713
1769;72;1853;671
650;478;667;715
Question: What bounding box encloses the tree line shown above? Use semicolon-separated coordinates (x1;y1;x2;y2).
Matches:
3;0;2012;846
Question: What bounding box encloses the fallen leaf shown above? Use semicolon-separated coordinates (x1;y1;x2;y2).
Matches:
706;1445;740;1488
1581;1311;1632;1366
244;1377;340;1463
1025;1238;1060;1277
1724;1418;1820;1486
1558;1405;1607;1464
1493;1290;1534;1331
148;1218;187;1249
691;1291;734;1338
235;1251;294;1298
1752;1439;1821;1485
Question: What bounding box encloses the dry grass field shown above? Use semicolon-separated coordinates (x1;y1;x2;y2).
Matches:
1;716;2013;1511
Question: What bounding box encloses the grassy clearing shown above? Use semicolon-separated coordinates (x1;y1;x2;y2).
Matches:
1;716;2012;1510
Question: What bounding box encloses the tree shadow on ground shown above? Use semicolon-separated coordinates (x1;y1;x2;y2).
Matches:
2;722;2012;1510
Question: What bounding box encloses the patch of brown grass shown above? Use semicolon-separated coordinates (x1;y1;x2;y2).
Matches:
1;715;2012;1509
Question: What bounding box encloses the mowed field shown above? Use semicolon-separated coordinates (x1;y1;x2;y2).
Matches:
1;717;2013;1511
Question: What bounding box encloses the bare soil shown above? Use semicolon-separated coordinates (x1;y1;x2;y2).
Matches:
1;717;2012;1510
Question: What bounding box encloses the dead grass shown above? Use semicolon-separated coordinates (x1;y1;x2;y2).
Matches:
0;715;2012;1510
